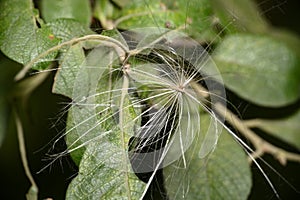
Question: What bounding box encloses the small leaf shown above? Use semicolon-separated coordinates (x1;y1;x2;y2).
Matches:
0;0;60;70
248;110;300;149
164;114;252;200
210;34;300;107
41;0;92;26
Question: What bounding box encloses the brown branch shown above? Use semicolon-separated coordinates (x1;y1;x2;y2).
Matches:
190;81;300;165
14;108;38;200
214;103;300;165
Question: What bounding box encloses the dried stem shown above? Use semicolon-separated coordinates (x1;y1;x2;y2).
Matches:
214;103;300;165
14;108;38;200
191;82;300;165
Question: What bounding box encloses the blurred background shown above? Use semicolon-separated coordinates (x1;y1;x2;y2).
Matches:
0;0;299;199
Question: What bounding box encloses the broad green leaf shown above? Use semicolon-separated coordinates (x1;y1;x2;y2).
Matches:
66;139;146;199
247;110;300;149
47;19;93;42
53;43;117;164
114;0;218;42
164;114;252;199
211;0;269;34
41;0;92;26
66;75;144;199
53;39;130;166
210;34;300;107
0;0;59;70
52;43;93;165
64;45;146;198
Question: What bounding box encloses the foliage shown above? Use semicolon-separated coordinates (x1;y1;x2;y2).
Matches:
0;0;299;199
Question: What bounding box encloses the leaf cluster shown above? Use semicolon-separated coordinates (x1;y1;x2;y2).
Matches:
0;0;299;199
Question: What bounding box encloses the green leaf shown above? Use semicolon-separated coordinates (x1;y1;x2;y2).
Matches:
114;0;217;42
211;0;269;34
41;0;92;26
66;139;146;199
47;19;93;42
53;43;109;164
0;0;60;70
93;0;115;29
52;43;85;97
164;114;252;199
247;110;300;149
210;34;300;107
64;45;146;198
269;29;300;58
67;78;143;199
52;41;128;165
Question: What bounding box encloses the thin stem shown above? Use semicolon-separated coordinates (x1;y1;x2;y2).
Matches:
119;73;132;200
190;81;300;165
114;11;153;27
214;103;300;165
15;34;129;81
14;108;38;200
243;119;263;127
